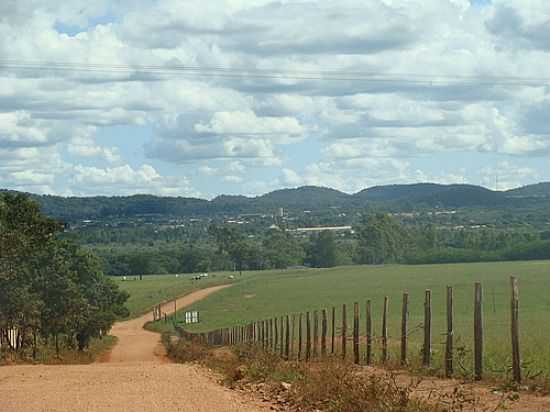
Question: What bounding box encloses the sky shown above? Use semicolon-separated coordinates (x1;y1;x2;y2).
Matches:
1;0;550;199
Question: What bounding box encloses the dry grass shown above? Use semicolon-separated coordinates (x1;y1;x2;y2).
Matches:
163;334;516;412
0;336;117;365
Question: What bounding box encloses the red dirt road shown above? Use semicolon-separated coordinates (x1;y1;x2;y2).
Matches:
102;285;232;363
0;285;271;412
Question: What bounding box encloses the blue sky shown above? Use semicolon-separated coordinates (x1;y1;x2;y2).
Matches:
1;0;549;198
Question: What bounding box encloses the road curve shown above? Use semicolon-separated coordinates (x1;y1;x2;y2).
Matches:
0;284;271;412
102;284;232;363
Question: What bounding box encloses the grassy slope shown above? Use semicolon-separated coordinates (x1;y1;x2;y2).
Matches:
113;272;245;318
172;261;550;378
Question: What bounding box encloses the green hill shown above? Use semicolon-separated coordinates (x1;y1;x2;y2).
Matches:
354;183;506;207
506;182;550;198
3;181;549;222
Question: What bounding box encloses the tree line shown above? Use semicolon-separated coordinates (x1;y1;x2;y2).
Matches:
95;213;550;276
0;194;129;359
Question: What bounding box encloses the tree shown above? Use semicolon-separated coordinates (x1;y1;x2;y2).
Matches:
0;194;129;358
180;246;210;273
263;231;305;269
208;224;241;254
229;239;265;271
306;231;338;268
0;194;61;352
354;214;408;265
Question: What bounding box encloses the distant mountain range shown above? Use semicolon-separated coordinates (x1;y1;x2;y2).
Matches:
3;182;550;222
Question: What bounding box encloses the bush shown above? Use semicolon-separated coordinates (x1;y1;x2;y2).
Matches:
404;248;499;265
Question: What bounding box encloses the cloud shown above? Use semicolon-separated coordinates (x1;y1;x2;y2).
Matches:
67;141;121;163
481;161;539;190
0;146;69;194
146;110;297;165
223;175;243;184
1;0;550;196
0;111;56;148
194;110;306;141
279;158;411;193
70;164;198;196
486;2;550;51
146;136;280;164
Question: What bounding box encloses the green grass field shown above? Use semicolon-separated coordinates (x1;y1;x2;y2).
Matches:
163;261;550;380
113;273;245;318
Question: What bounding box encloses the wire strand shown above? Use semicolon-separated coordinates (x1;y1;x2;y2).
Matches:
0;59;547;86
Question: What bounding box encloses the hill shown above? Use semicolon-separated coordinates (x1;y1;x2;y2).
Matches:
354;183;449;201
506;182;550;198
353;183;507;208
27;193;208;222
256;186;350;208
3;182;550;222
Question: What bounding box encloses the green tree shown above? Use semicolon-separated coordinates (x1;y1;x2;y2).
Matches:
307;231;338;268
263;231;305;269
354;214;408;264
0;194;129;358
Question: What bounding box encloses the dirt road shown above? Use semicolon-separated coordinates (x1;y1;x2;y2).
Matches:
0;285;271;412
102;284;232;363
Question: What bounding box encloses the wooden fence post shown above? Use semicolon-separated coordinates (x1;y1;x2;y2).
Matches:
445;286;454;377
306;312;312;361
291;314;296;359
331;306;336;354
266;318;273;351
401;292;409;366
366;300;372;365
258;320;264;349
474;282;483;381
353;302;360;364
298;313;303;361
280;316;284;357
321;309;327;357
273;318;279;352
313;310;319;358
382;297;388;363
262;320;266;350
423;290;432;367
285;315;290;359
511;277;521;383
342;304;347;360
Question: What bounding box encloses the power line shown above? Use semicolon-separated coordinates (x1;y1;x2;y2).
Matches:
0;59;547;86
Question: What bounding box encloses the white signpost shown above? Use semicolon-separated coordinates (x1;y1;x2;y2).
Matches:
184;311;200;324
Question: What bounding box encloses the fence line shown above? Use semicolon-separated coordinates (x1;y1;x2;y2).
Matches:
176;278;524;383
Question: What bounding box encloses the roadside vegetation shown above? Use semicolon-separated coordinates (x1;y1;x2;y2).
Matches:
162;334;513;412
0;194;129;363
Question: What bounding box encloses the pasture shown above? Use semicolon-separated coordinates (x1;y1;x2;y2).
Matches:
172;261;550;379
113;273;241;318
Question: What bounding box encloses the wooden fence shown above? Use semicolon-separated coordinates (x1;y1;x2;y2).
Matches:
0;329;18;351
176;277;523;383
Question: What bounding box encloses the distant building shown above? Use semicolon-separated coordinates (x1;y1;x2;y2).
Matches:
291;225;353;234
